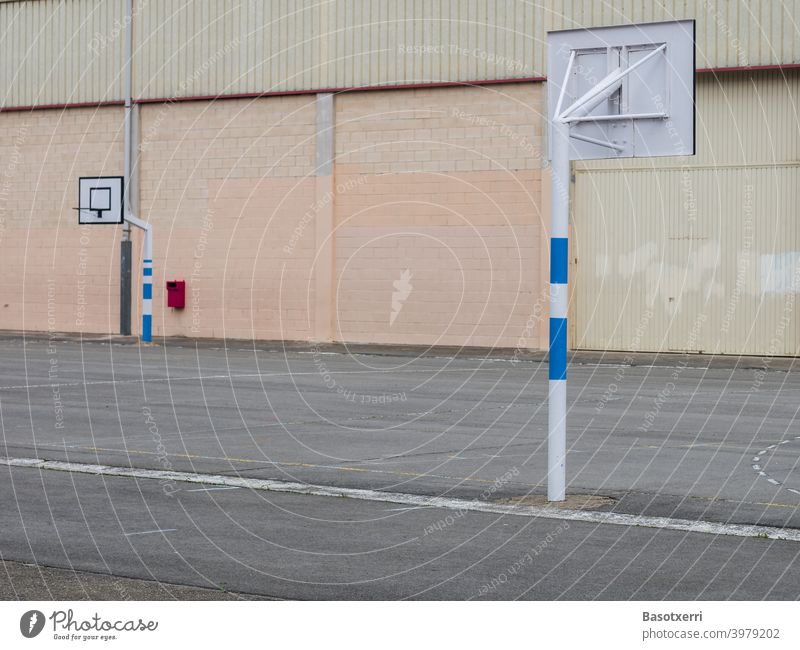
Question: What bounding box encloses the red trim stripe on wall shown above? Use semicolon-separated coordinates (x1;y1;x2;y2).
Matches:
1;64;799;113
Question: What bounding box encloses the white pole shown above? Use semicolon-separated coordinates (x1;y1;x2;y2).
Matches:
122;0;133;238
120;0;134;336
548;120;570;502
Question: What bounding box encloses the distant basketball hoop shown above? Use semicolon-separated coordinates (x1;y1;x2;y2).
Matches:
73;174;153;342
75;176;124;224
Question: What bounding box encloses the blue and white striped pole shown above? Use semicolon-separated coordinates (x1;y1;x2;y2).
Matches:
142;226;153;342
548;120;570;502
122;213;154;343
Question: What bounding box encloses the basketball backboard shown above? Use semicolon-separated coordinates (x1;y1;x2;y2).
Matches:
547;20;695;160
77;176;124;224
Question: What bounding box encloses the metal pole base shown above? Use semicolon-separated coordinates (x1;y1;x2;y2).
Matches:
120;240;132;336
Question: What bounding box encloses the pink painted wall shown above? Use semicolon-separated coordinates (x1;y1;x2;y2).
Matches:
1;84;549;350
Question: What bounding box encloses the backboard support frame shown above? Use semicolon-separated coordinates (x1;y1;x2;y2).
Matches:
548;19;696;161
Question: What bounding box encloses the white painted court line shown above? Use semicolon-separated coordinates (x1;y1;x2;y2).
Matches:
751;435;800;496
124;529;177;536
3;456;800;543
186;486;242;492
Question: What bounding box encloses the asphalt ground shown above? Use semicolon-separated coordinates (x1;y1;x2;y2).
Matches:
0;559;270;600
1;335;799;599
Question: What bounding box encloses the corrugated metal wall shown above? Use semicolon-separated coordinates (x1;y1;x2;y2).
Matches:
131;0;545;98
128;0;800;98
2;0;800;107
572;71;800;356
0;0;124;107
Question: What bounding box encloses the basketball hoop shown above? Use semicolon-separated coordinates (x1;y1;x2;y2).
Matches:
544;20;696;501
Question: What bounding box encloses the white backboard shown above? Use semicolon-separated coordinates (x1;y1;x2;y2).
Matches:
547;20;695;160
78;176;124;224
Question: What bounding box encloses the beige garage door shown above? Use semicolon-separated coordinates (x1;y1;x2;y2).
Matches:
572;164;800;357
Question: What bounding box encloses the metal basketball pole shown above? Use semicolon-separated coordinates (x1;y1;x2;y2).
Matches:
121;0;134;336
121;0;152;343
125;214;153;343
547;120;570;502
546;42;670;502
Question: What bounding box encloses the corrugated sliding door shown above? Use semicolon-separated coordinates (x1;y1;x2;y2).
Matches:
572;164;800;356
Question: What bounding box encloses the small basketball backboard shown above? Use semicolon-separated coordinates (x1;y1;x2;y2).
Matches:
77;176;124;224
547;20;695;160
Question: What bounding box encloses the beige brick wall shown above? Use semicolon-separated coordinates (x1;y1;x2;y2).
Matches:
333;84;547;349
0;107;123;334
2;84;549;350
336;85;543;174
138;96;318;340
